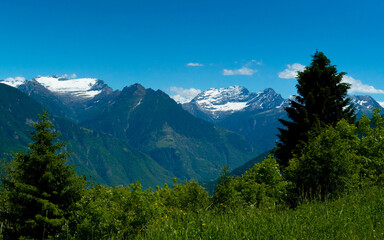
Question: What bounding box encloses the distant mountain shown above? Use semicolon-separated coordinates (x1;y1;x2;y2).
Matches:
349;95;384;117
182;86;288;151
183;86;287;121
0;83;173;187
182;86;384;152
80;83;258;181
0;78;259;185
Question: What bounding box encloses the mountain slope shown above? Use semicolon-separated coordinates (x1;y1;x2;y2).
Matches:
182;86;288;151
183;86;286;121
0;83;173;187
80;84;258;181
349;95;384;117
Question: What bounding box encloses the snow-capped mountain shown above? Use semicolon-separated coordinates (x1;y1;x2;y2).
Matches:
182;85;384;152
348;95;384;116
0;75;111;99
34;76;102;98
182;86;287;120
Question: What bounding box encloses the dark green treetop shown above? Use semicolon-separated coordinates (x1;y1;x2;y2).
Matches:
1;111;85;239
275;51;355;166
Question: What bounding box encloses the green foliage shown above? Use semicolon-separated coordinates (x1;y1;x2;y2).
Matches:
287;120;361;200
213;157;287;208
156;179;210;212
138;186;384;240
237;156;288;205
358;108;384;185
70;183;160;239
286;110;384;200
275;51;355;166
0;111;86;239
212;166;238;207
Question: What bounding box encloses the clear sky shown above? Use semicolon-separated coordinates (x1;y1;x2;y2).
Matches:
1;0;384;102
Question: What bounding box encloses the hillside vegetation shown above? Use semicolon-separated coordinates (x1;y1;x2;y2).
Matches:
1;109;384;239
1;52;383;239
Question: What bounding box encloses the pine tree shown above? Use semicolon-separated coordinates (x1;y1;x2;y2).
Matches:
275;51;355;167
1;111;85;239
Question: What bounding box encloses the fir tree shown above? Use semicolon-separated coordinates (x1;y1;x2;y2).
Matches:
1;111;85;239
275;51;355;166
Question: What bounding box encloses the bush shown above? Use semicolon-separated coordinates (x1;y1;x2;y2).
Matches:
213;156;288;209
286;119;361;200
70;183;160;239
157;179;210;212
358;109;384;185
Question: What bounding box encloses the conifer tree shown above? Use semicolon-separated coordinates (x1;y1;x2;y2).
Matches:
275;51;355;166
1;111;85;239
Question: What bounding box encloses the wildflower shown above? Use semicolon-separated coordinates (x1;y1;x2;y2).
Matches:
202;223;206;226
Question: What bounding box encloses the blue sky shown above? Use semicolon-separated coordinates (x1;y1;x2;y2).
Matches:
1;0;384;102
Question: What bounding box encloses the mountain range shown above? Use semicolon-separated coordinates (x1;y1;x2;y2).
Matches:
1;76;382;187
0;77;257;187
181;85;384;152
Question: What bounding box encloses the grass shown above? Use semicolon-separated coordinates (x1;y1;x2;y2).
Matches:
137;186;384;239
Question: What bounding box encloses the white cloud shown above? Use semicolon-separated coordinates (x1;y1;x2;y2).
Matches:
170;86;202;104
223;67;257;76
245;59;262;67
378;102;384;108
342;76;384;94
278;63;306;79
2;76;26;87
187;62;204;67
5;76;26;82
61;73;78;79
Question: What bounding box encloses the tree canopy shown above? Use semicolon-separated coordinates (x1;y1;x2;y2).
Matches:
1;111;85;239
275;51;355;166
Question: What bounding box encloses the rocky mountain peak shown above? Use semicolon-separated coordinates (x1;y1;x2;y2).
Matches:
183;86;287;120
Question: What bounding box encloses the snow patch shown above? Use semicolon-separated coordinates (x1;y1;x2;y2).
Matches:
207;102;248;112
357;100;368;106
35;76;101;98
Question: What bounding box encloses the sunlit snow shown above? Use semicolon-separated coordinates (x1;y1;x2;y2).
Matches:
204;102;248;112
35;76;101;98
195;86;249;114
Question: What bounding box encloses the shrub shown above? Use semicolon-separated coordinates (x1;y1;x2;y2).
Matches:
157;179;210;212
286;119;361;200
213;157;288;208
70;183;160;239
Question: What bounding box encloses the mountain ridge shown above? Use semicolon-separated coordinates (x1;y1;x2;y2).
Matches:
0;78;259;185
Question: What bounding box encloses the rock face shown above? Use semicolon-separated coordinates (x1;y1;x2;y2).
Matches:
348;95;384;117
183;86;287;121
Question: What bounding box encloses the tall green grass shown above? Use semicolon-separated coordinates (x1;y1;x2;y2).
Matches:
137;187;384;240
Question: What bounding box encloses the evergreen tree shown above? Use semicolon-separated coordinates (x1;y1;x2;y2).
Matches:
275;51;355;166
1;111;85;239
